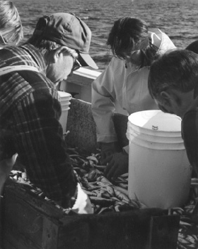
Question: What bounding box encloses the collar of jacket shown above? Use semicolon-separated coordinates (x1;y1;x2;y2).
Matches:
20;43;47;74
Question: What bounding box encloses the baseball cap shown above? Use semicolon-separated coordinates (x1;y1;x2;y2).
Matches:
32;13;98;69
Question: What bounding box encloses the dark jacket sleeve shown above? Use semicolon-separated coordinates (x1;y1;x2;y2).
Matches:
182;109;198;176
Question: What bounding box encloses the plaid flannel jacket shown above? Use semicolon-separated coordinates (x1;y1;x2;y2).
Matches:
0;44;77;208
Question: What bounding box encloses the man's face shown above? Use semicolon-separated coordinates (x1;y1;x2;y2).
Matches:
46;47;81;85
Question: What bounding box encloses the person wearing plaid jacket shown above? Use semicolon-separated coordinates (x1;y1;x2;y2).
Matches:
0;12;98;213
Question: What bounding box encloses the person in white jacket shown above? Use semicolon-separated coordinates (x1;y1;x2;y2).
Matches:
92;17;176;180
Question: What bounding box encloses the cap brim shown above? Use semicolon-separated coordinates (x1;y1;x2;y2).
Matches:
79;53;98;70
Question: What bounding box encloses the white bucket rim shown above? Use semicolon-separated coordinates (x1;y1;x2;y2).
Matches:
128;110;182;133
126;129;184;144
128;133;186;150
59;98;71;101
60;102;71;105
127;121;182;137
58;91;72;98
60;103;71;106
61;107;70;111
59;97;72;100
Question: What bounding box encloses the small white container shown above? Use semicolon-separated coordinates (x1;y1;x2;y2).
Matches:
58;91;72;133
127;110;192;209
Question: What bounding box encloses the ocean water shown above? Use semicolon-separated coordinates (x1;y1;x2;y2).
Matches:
14;0;198;70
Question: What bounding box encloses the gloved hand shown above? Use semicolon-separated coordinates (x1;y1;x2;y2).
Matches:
0;153;18;194
103;151;128;180
100;142;121;164
72;183;94;214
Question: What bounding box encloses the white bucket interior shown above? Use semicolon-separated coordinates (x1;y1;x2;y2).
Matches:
127;110;192;209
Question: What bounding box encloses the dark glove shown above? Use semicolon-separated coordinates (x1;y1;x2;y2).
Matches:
100;142;121;164
103;151;128;180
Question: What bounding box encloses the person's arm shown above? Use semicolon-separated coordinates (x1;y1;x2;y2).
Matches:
91;58;118;144
11;89;77;208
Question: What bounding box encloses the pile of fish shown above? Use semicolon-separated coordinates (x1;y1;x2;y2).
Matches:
9;147;198;249
68;147;198;249
67;147;145;214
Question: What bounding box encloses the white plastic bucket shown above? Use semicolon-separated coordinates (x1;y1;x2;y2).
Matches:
58;91;72;101
58;91;71;133
127;110;192;209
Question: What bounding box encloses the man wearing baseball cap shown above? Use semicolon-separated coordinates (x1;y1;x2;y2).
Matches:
0;13;98;213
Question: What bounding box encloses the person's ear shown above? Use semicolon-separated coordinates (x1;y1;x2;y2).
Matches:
53;47;65;62
160;91;172;107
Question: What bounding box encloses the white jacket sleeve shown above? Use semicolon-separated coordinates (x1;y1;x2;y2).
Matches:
91;58;118;143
